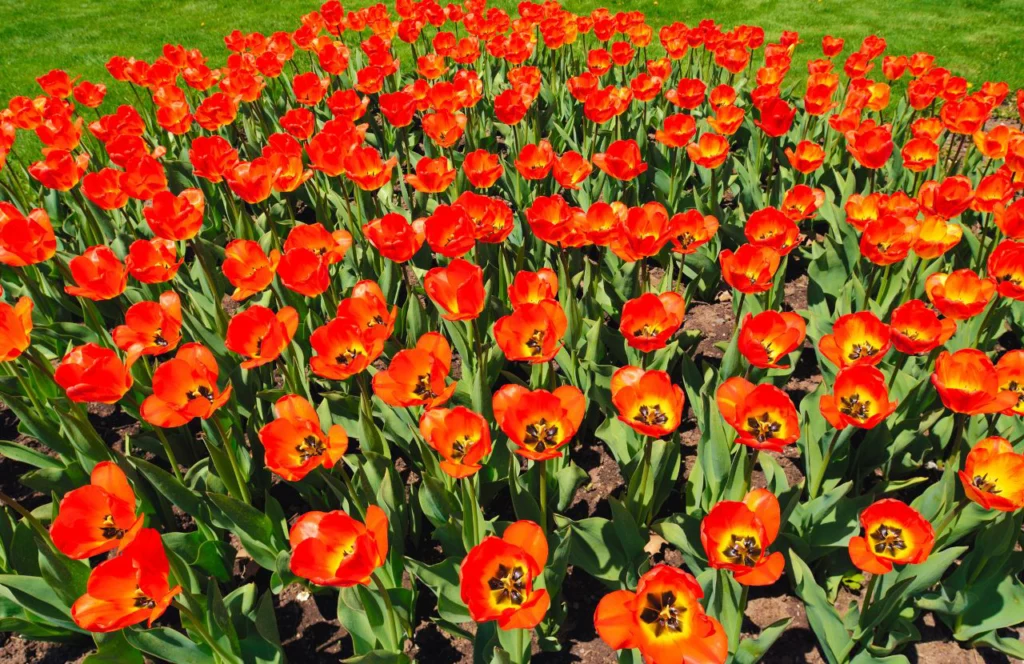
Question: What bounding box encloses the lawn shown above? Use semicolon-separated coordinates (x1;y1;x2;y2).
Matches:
0;0;1022;109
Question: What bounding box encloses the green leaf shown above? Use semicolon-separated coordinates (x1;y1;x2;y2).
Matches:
735;617;791;664
206;492;283;571
125;626;214;663
788;551;853;664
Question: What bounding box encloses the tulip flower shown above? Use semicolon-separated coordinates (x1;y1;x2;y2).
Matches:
611;366;685;438
655;114;697;148
719;244;781;294
701;489;785;586
849;499;934;574
125;238;182;284
593;139;648;181
619;292;686;352
552;151;592;189
424;258;487;321
959;437;1024;512
0;297;33;362
289;506;388;587
140;343;232;427
716;377;800;451
54;343;134;404
460;520;550;630
0;203;57;267
508;269;558;308
784;141;825;173
344;146;397;190
494;299;567;363
744;208;801;256
71;529;181;632
671;211;719;255
50;461;144;560
144;189;204;241
845;120;893;169
222;240;280;301
932;349;1018;415
913;217;962;259
996;350;1024;417
363;213;426;263
65;246;128;301
514;140;555;180
224;305;299;369
860;217;919;266
925;269;996;320
462;149;503;188
373;332;457;409
259;395;348;481
687;133;730;169
112;292;182;362
81;169;128;210
610;202;684;261
419;406;492;478
819;311;892;369
889;300;956;355
820;366;898;430
309;317;383;381
595;565;728;664
492;384;586;461
405;156;457;193
424;205;476;258
737;311;807;369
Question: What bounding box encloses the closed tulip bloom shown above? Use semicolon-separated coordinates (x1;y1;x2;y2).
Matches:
848;499;933;574
71;529;181;633
424;258;486;321
189;135;240;183
744;207;801;256
959;437;1024;511
819;312;891;369
901;138;939;173
717;377;800;452
29;148;88;191
65;246;128;301
754;98;796;137
222;240;280;301
508;268;558;308
460;521;550;630
687;133;730;169
889;300;956;355
289;506;388;587
996;198;1024;240
336;280;398;345
424;205;476;258
463;149;504;188
595;564;728;664
988;240;1024;301
515;140;555;180
665;77;707;109
259;395;348;481
701;489;785;586
419;406;492;479
309;317;383;381
611;366;685;438
913;217;962;259
0;297;33;362
997;350;1024;417
143;189;204;240
611;202;685;261
707;105;745;136
925;269;996;320
50;461;144;560
785;141;825;173
81;169;128;210
494;299;567;363
719;244;781;294
54;343;134;404
525;195;587;248
593;139;647;181
292;72;330;105
363;213;425;263
140;343;232;427
112;292;182;362
819;366;898;430
344;146;397;190
860;217;919;266
492;384;586;461
552;151;592;189
372;332;457;409
931;349;1018;415
655;113;697;148
405;156;457;193
422;110;467;148
225;305;299;369
671;210;719;255
738;311;806;369
845;120;893;169
619;292;686;352
0;203;57;267
125;238;182;284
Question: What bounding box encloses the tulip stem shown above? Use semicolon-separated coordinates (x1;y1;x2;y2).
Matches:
174;601;239;664
538;460;548;533
933;497;969;545
887;353;908;390
0;491;54;548
860;573;881;621
212;415;252;504
810;429;843;499
153;426;184;482
942;413;968;511
371;571;402;651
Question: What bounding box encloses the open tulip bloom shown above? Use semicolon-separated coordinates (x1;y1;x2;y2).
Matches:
2;2;1024;663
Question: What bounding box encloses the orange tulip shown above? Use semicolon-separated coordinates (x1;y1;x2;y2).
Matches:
611;203;685;261
889;300;956;355
719;244;781;294
845;120;893;169
687;133;729;169
996;350;1024;417
225;305;299;369
140;343;232;427
405;156;457;193
619;292;686;352
508;268;558;308
222;240;280;301
112;292;182;362
71;529;181;632
309;316;383;381
701;489;784;586
424;258;487;321
716;377;799;451
901;138;939;173
460;521;550;630
744;207;801;256
65;246;128;301
424;204;476;258
959;436;1024;512
654;114;697;148
785;141;825;173
860;217;919;266
819;311;891;369
419;406;492;478
931;349;1018;415
336;280;398;345
848;499;933;574
144;189;204;241
0;297;33;362
988;240;1024;301
372;332;456;409
344;146;397;190
54;343;133;404
780;185;825;222
289;505;388;587
492;384;586;461
363;213;425;263
125;238;182;284
820;366;898;430
494;299;567;363
422;110;467;148
611;366;685;438
671;210;719;255
50;461;144;560
552;151;592;189
593;139;647;181
737;311;806;369
0;203;57;267
925;269;996;320
259;395;348;481
463;149;504;188
514;139;555;180
595;565;728;664
913;217;962;259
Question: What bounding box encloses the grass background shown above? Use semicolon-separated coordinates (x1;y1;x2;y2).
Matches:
0;0;1022;108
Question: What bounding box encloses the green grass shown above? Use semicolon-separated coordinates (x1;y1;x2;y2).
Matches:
0;0;1021;108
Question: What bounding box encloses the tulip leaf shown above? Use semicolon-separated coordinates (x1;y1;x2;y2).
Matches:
734;617;791;664
125;626;214;664
788;550;853;664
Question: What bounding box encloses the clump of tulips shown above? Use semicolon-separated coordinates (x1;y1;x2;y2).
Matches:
1;1;1023;663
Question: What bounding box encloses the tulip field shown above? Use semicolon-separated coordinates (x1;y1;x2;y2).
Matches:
2;2;1024;663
